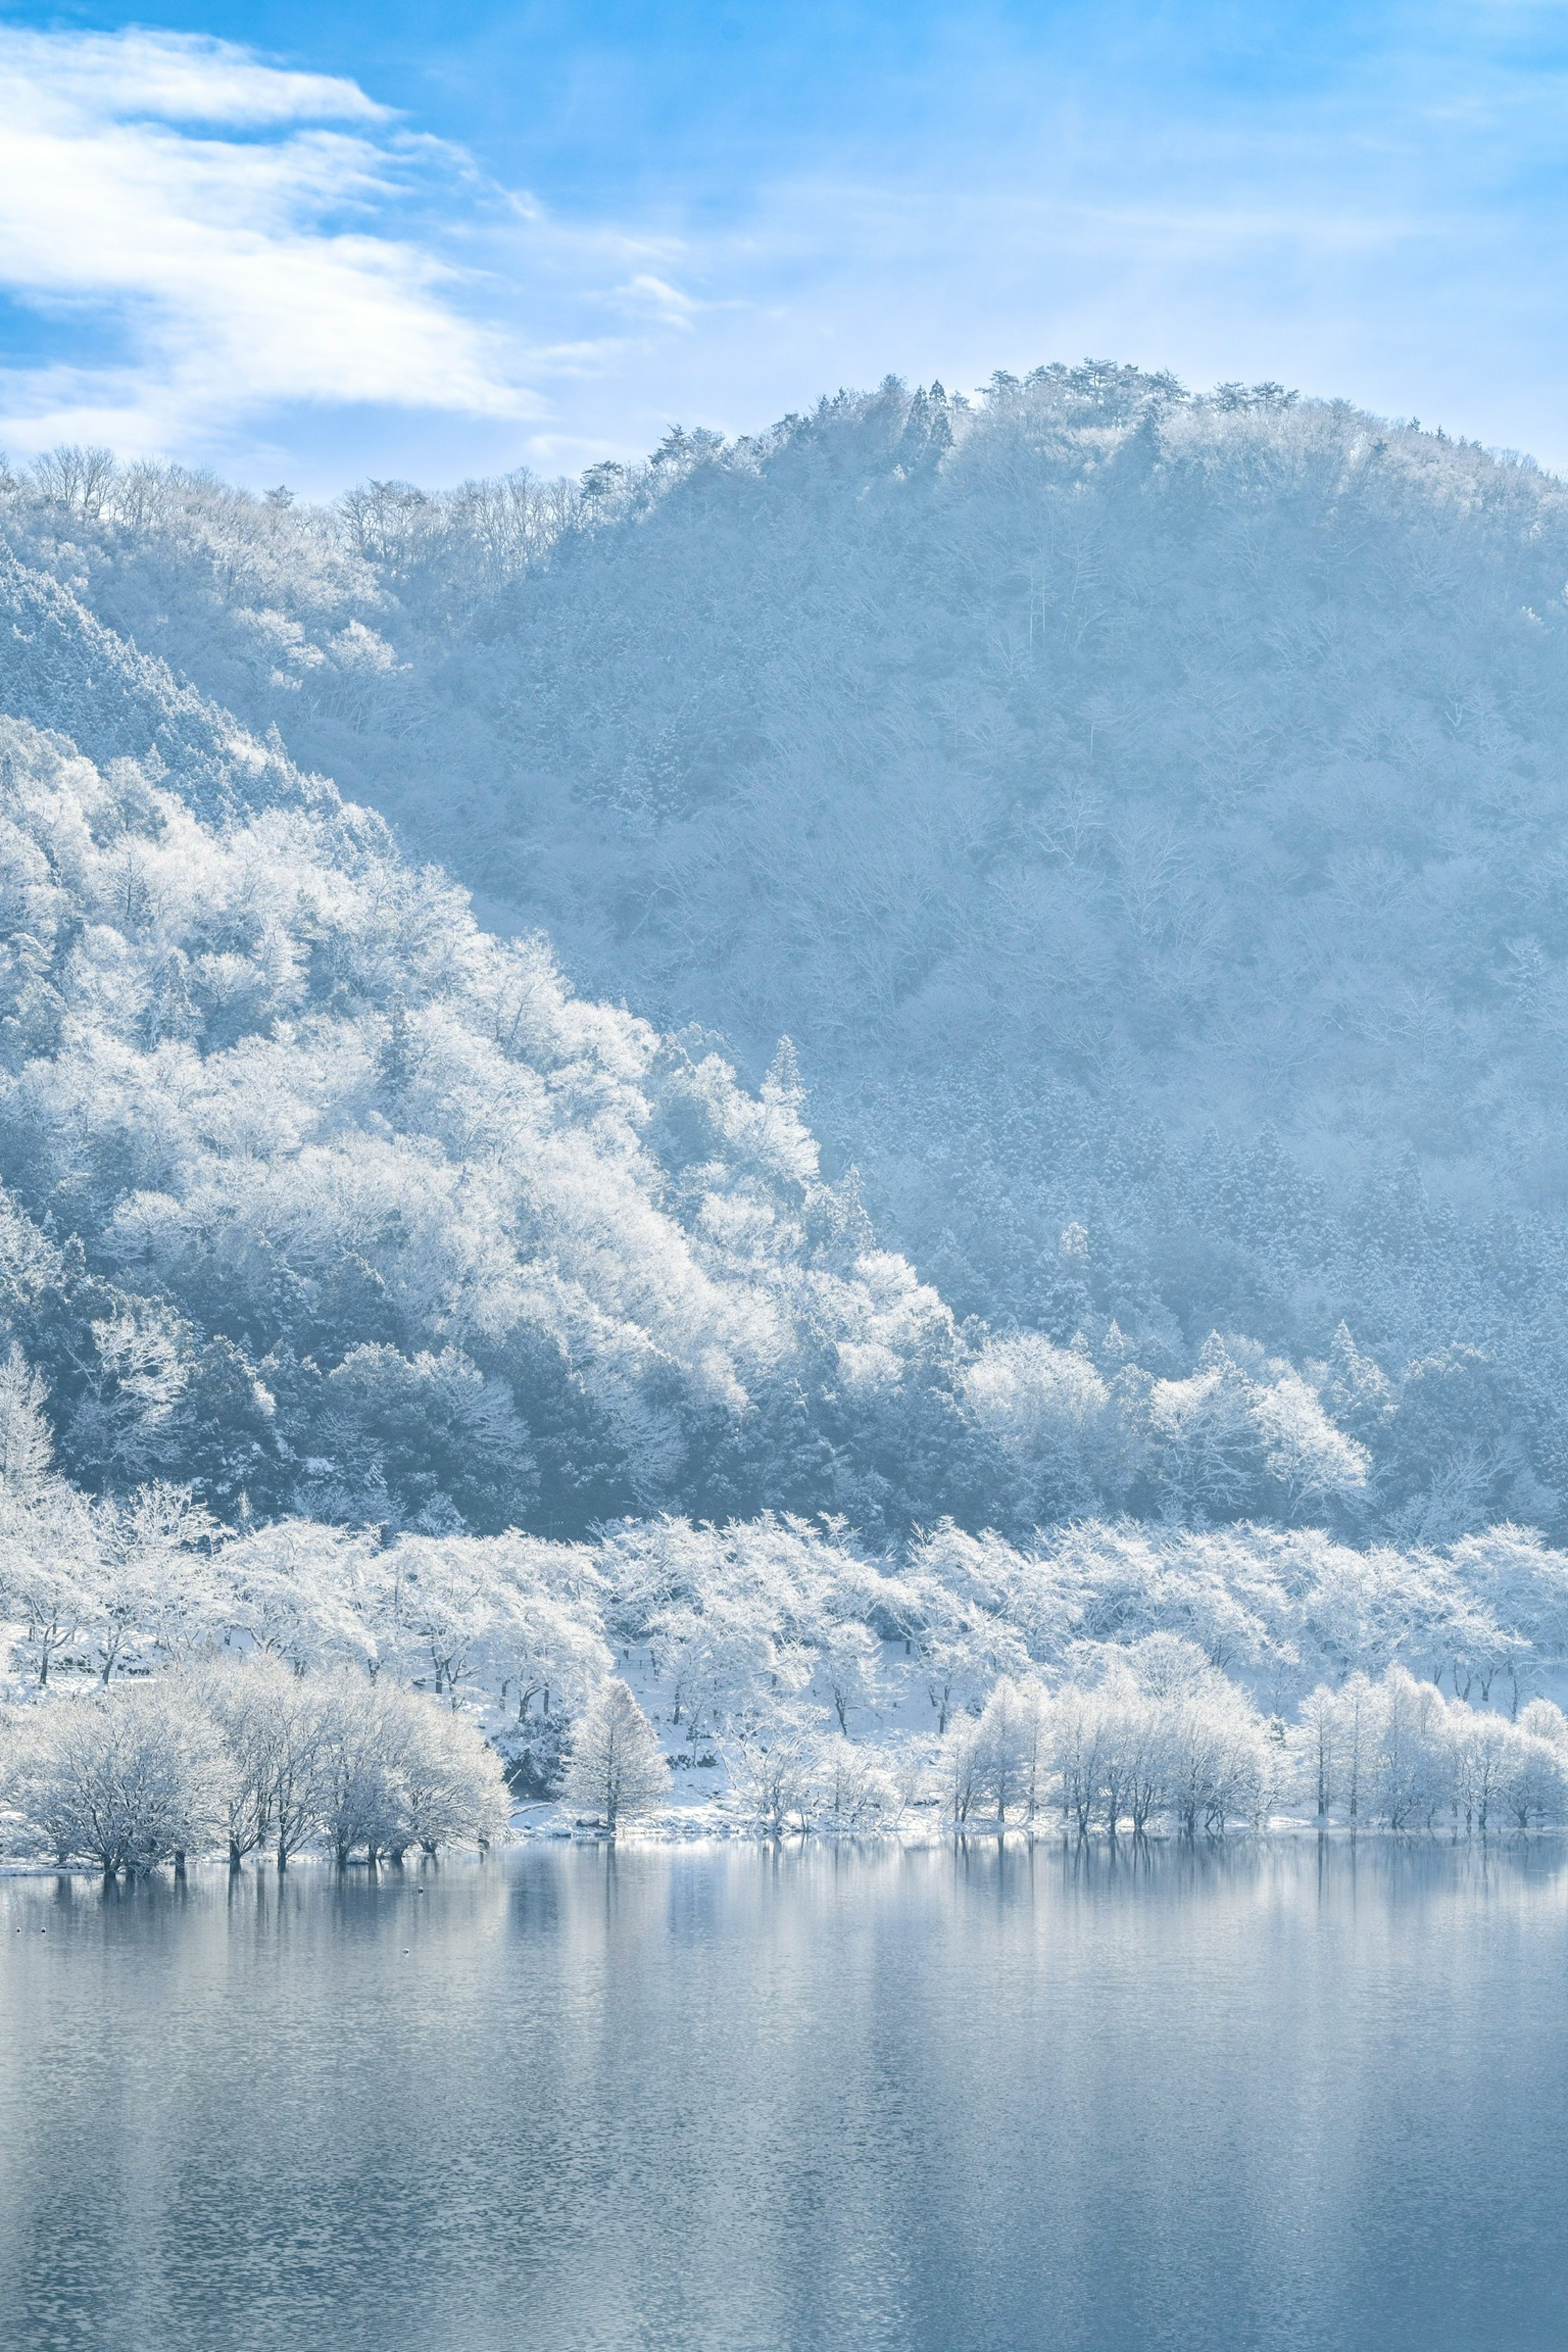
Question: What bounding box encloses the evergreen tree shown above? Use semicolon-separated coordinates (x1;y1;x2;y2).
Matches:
561;1679;668;1835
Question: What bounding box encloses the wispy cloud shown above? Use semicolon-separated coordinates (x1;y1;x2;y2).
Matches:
0;25;388;127
589;1;1568;472
0;27;544;455
5;7;1568;483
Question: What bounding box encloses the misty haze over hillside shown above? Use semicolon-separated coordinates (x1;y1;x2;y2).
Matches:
4;363;1568;1544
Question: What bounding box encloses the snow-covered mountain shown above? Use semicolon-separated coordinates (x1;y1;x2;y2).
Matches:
3;366;1566;1541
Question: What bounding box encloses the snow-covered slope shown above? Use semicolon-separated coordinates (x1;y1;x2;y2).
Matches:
0;541;323;823
4;368;1568;1541
0;707;1008;1536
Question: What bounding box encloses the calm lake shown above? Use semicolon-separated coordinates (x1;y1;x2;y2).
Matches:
2;1838;1566;2352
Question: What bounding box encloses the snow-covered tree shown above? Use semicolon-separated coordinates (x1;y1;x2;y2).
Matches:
560;1679;668;1835
0;1345;53;1494
10;1680;227;1875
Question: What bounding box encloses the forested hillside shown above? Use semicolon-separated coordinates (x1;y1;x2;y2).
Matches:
0;687;1368;1540
4;367;1568;1543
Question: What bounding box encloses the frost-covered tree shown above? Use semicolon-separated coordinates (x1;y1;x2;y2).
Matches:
9;1680;227;1874
193;1656;290;1869
0;1482;96;1686
726;1713;819;1836
812;1738;898;1831
655;1600;795;1753
915;1592;1030;1735
963;1676;1049;1825
395;1701;510;1858
0;1345;53;1493
560;1678;668;1835
813;1619;881;1736
310;1674;503;1866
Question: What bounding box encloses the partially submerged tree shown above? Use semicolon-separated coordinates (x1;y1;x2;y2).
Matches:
312;1672;507;1866
10;1682;227;1876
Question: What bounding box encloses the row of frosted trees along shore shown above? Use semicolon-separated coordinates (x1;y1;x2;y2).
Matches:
940;1656;1568;1838
0;1665;670;1871
0;1662;510;1875
5;1649;1568;1865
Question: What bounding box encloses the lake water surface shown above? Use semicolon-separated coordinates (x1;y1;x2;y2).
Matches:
2;1838;1566;2352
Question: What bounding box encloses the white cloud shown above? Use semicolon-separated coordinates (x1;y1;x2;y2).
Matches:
0;27;539;455
5;9;1568;486
614;274;702;325
0;26;388;128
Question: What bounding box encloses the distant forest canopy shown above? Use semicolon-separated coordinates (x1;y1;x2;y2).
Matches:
3;362;1568;1546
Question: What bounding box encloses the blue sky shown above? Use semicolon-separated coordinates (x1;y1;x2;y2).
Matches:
2;2;1567;489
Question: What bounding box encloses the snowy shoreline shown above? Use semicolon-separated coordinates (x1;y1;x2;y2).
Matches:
9;1815;1565;1876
